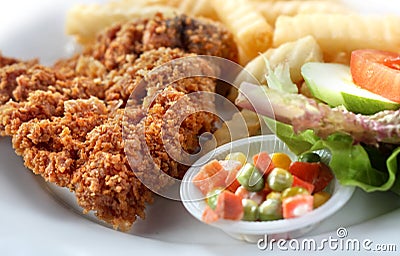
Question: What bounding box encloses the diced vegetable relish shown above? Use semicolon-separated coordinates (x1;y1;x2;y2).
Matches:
194;151;334;223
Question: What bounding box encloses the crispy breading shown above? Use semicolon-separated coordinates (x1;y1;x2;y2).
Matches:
0;14;237;230
87;13;238;70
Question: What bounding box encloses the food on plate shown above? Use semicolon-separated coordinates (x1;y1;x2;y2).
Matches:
65;0;357;66
194;150;333;223
301;62;400;114
0;13;238;231
3;0;400;235
67;5;179;44
273;14;400;63
235;47;400;195
67;0;223;44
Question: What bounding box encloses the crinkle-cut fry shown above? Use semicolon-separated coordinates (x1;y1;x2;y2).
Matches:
236;36;323;85
122;0;180;6
177;0;218;20
212;0;273;64
273;14;400;63
205;109;261;149
253;1;350;25
66;5;179;44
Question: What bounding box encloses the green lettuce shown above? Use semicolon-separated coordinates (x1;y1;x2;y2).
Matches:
266;118;400;194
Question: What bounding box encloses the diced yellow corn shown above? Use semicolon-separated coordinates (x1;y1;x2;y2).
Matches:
313;191;331;208
271;153;292;170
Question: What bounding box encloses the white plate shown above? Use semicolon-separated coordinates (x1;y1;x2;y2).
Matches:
1;1;400;255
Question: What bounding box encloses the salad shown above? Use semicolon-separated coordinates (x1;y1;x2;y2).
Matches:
193;150;333;223
236;49;400;195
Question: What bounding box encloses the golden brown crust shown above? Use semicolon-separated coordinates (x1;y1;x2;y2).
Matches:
0;13;237;231
87;13;238;70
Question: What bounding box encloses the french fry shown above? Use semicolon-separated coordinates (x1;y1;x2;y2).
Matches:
177;0;218;20
66;4;179;44
212;0;274;65
208;109;261;147
273;14;400;62
252;1;349;25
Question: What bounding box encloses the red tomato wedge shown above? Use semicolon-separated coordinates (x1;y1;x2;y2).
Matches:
193;160;228;195
288;162;319;184
226;179;241;193
253;152;275;177
214;191;244;221
282;195;313;219
350;49;400;103
313;163;334;193
292;176;315;194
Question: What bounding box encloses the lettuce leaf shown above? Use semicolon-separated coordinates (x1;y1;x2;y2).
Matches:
262;56;298;94
266;118;400;194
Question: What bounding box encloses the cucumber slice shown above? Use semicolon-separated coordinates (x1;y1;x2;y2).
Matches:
301;62;400;115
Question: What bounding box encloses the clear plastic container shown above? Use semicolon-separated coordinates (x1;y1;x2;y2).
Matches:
180;135;355;243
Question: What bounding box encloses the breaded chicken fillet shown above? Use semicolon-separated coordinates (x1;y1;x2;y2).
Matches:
0;14;238;230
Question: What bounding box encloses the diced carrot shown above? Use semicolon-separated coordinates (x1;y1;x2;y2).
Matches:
193;160;228;195
214;191;244;220
202;205;220;224
226;178;241;193
289;162;320;184
220;160;242;193
282;194;314;219
253;152;275;177
292;176;315;194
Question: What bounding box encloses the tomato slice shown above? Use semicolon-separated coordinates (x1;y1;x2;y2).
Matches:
350;49;400;103
288;162;319;184
292;176;315;194
313;163;334;193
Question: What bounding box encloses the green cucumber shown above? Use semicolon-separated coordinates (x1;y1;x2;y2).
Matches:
301;62;400;115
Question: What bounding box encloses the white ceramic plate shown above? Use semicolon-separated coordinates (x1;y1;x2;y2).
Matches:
1;1;400;255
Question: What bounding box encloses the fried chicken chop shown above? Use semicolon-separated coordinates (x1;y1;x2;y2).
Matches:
0;14;238;230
